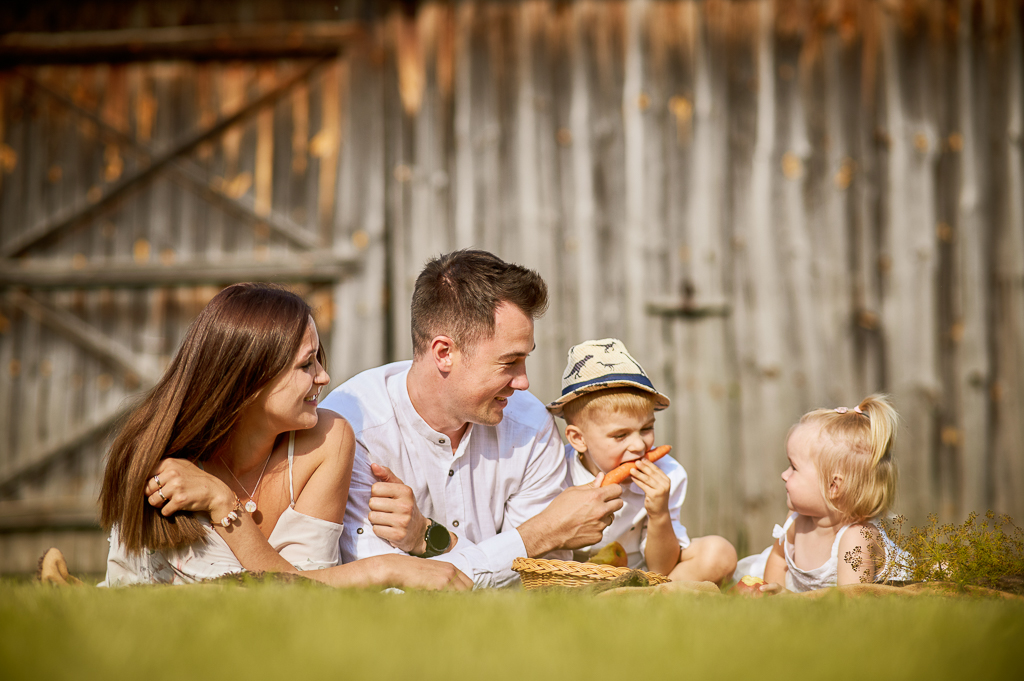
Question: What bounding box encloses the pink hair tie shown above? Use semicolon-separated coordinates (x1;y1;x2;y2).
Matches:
834;406;868;417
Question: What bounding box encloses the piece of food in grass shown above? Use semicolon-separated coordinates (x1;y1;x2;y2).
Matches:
600;445;672;487
734;574;767;596
588;541;628;568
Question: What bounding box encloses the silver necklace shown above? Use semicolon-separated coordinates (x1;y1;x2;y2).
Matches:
223;451;273;514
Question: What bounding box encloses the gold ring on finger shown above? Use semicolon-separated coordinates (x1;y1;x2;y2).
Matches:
153;474;161;486
157;488;167;502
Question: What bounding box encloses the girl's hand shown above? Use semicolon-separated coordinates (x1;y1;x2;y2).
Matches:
759;582;786;596
630;458;671;518
145;459;236;520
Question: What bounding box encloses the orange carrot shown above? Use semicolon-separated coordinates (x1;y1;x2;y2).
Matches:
600;445;672;487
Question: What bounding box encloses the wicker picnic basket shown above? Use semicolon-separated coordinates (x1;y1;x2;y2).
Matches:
512;557;671;590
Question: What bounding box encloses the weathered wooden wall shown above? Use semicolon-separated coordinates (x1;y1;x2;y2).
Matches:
1;0;1023;573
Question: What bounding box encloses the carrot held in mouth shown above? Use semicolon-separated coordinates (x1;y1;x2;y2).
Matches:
599;445;672;487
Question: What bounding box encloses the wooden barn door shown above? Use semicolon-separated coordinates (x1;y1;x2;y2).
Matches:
0;37;376;572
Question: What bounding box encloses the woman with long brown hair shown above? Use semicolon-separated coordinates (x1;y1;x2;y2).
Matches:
98;283;468;590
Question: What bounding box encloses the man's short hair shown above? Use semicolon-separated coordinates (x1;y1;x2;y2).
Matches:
411;249;548;356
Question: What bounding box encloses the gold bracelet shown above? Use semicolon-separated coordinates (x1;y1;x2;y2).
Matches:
214;497;246;528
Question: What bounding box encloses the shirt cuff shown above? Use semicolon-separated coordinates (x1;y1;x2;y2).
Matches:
430;530;529;589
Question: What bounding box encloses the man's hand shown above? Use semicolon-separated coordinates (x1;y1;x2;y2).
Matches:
368;463;428;555
517;475;624;557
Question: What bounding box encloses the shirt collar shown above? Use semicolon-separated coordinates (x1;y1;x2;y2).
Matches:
569;447;597;484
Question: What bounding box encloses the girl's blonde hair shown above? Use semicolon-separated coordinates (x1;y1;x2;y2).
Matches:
562;387;658;427
798;394;899;523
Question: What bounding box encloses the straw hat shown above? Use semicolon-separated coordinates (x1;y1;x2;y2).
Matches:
546;338;670;417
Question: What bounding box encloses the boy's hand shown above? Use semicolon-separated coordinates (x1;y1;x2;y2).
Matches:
629;458;671;518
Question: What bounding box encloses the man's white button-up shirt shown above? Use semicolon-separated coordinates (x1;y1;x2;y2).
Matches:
320;361;569;588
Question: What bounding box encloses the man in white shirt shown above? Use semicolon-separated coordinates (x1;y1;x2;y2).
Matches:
321;250;623;588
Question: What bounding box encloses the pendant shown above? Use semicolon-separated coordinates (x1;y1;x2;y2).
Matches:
244;500;257;514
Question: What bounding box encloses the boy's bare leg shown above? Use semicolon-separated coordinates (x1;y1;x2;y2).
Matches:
667;535;737;584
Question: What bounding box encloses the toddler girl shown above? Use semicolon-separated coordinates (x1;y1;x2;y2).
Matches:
734;394;901;593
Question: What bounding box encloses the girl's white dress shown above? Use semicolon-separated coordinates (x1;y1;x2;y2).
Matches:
101;432;343;586
733;512;907;592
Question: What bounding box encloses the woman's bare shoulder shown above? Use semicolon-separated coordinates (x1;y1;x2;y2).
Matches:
294;409;354;459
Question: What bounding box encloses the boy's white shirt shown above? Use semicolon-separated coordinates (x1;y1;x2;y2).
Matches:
565;444;691;570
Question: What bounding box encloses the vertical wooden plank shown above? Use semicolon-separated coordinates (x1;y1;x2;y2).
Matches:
513;0;540;282
656;0;695;461
640;3;675;456
814;22;858;409
316;61;342;247
732;0;795;547
0;73;6;199
593;2;628;337
537;2;568;403
475;4;510;255
513;1;563;402
774;8;822;413
621;0;649;358
0;75;18;252
289;79;310;228
254;64;276;222
0;303;17;480
193;64;217;257
408;6;451;267
42;70;71;457
946;0;991;517
452;2;477;249
849;3;886;402
990;4;1024;520
567;2;599;342
17;305;42;485
333;46;388;383
663;0;737;542
879;9;941;523
388;9;414;361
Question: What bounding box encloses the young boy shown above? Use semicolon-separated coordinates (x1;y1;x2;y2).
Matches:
547;339;737;582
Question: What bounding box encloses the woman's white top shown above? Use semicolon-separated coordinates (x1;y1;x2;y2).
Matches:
100;432;343;586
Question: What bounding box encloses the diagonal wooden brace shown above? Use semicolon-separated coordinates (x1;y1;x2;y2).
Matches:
2;55;332;259
20;73;320;251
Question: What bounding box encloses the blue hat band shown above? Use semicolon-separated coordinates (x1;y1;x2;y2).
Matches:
561;373;656;397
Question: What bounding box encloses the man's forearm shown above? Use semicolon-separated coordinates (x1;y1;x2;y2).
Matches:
516;514;561;558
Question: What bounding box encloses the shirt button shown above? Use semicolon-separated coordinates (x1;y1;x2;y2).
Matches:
439;438;446;444
452;520;460;527
448;469;454;477
357;528;364;534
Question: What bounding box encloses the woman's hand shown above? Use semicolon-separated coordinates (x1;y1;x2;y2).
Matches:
145;459;236;521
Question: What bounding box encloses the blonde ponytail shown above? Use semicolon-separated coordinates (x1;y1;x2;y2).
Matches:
858;394;899;470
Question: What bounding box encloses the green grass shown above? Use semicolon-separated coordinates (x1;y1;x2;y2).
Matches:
2;580;1023;681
